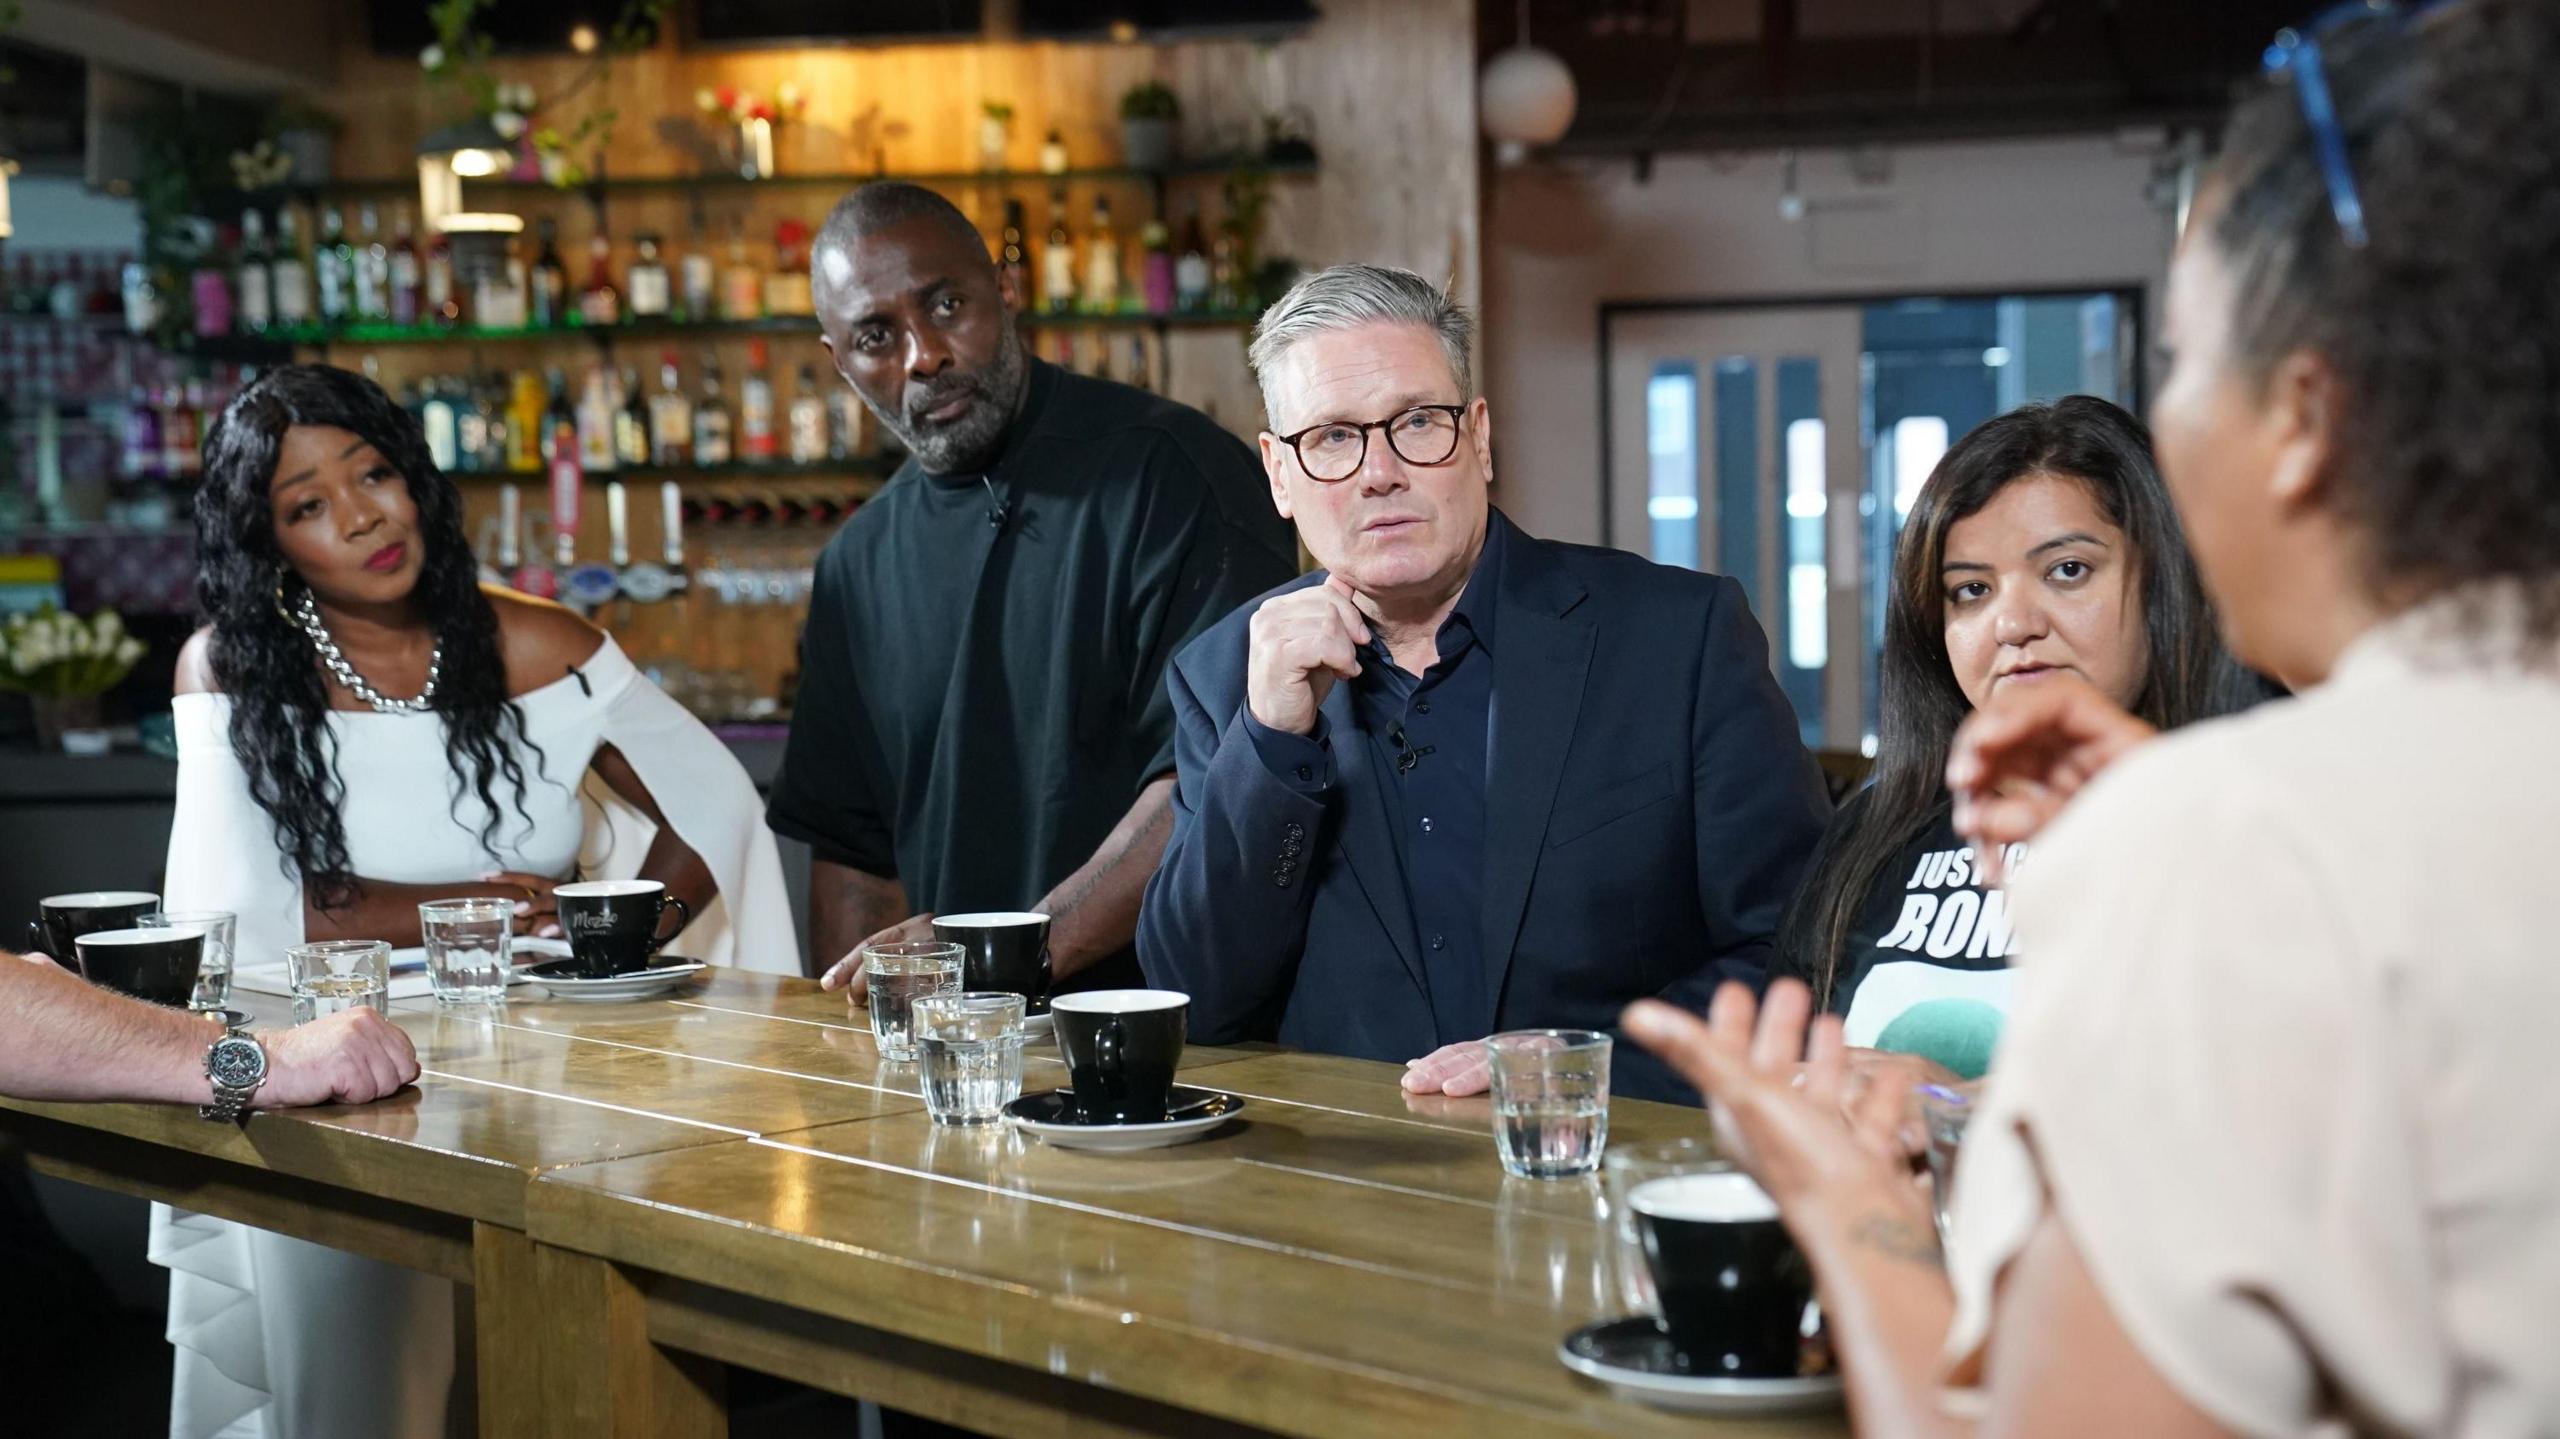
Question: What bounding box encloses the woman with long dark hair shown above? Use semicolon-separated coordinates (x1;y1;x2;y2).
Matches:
1773;395;2238;1078
155;363;793;1439
1629;1;2560;1430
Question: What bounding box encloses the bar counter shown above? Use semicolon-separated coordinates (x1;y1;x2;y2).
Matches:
0;969;1849;1438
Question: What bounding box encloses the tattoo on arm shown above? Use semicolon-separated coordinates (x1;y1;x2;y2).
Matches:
1848;1213;1945;1268
1051;795;1172;923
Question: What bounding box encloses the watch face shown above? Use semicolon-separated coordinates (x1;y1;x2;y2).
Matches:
208;1036;266;1088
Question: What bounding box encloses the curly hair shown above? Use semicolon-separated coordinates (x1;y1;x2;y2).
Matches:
2209;0;2560;643
194;363;544;908
1778;397;2252;1005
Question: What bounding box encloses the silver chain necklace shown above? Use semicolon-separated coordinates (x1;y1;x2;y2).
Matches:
292;588;442;714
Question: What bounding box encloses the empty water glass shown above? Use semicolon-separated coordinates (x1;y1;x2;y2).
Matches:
913;991;1027;1127
419;898;513;1006
142;909;236;1011
284;940;390;1024
1920;1083;1974;1254
862;940;964;1061
1486;1029;1613;1179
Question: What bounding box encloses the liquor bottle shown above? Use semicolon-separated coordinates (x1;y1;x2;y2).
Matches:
692;351;734;466
191;226;235;338
1041;192;1076;315
122;384;162;480
578;233;620;327
314;206;353;324
679;209;717;321
719;217;761;321
456;373;491;472
826;380;865;460
160;383;199;479
540;368;578;467
1080;197;1119;314
273;208;313;328
1174;201;1211;313
530;218;569;328
420;378;461;473
763;219;812;316
235;211;274;335
613;365;652;469
476;234;529;330
388;205;422;327
578;366;619;473
423;223;457;327
352;204;390;322
1140;219;1175;316
998;199;1032;307
507;370;546;473
1039;127;1068;175
739;339;776;462
787;363;827;464
478;373;513;473
626;234;672;318
648;351;691;466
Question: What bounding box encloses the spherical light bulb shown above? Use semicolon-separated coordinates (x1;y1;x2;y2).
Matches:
1480;45;1576;160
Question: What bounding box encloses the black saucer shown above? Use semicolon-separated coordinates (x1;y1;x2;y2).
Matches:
1557;1317;1841;1416
524;955;699;983
1011;1084;1240;1127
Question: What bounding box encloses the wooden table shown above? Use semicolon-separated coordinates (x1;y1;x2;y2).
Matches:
0;971;1850;1439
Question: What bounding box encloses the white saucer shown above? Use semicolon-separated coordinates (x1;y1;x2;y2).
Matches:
1005;1086;1244;1151
1558;1317;1842;1416
520;957;707;1003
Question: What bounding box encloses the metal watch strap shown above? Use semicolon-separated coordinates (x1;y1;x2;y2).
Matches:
199;1024;264;1122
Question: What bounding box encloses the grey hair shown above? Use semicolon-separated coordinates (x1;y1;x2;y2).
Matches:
1247;264;1474;426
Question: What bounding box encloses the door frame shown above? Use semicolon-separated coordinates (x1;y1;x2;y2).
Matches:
1595;283;2151;550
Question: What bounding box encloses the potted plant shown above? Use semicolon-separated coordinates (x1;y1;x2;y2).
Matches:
1119;82;1181;172
979;101;1015;173
2;606;147;756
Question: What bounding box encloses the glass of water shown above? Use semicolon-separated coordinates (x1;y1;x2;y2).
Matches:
1919;1083;1974;1255
419;898;513;1006
912;991;1027;1127
284;940;391;1024
142;909;236;1011
1486;1029;1613;1179
862;940;964;1061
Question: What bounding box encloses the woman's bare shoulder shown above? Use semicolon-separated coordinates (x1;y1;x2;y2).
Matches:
485;585;607;697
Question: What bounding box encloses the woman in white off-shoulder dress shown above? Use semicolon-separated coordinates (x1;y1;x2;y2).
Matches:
160;363;795;1438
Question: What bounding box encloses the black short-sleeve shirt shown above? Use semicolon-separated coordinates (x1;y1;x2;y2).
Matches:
768;358;1298;986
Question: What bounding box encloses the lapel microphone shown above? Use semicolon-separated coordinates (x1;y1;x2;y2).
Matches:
1389;724;1436;776
979;472;1010;530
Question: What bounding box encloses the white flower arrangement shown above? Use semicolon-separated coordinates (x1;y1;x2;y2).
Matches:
0;606;149;699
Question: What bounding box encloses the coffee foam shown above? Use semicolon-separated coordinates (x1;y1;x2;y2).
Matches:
74;928;187;947
1629;1171;1782;1224
1050;989;1189;1014
934;912;1049;927
555;880;663;898
43;890;158;907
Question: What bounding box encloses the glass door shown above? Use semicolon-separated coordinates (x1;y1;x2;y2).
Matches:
1606;307;1867;749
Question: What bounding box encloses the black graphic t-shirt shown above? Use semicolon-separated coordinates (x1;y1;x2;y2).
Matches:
1789;792;2021;1079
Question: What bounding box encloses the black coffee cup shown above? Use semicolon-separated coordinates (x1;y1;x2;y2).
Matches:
1049;990;1189;1123
32;890;161;964
554;880;690;978
1630;1171;1817;1378
72;926;205;1007
930;912;1052;1005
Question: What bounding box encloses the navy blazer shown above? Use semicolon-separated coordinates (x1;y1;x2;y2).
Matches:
1137;510;1831;1102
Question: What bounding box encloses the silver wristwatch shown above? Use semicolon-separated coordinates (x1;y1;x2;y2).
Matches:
200;1018;270;1122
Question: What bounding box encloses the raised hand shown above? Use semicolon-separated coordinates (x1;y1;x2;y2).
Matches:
1945;673;2157;879
1246;574;1371;737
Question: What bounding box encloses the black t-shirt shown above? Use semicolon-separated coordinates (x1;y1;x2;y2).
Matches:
768;359;1298;987
1781;792;2019;1079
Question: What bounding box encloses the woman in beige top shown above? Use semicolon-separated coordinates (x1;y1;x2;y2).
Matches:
1624;1;2560;1434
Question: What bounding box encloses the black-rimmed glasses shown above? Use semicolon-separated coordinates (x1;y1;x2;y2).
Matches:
1272;404;1468;483
2262;0;2447;249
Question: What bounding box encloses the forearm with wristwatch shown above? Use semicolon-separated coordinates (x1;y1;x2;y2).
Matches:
200;1010;270;1121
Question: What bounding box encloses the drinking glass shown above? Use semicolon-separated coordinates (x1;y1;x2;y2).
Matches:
1919;1083;1974;1254
862;940;964;1062
1486;1029;1613;1179
912;991;1027;1127
142;909;236;1011
419;898;513;1006
1601;1137;1725;1314
284;940;391;1024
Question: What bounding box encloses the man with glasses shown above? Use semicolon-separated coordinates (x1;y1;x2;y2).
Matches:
1138;264;1829;1102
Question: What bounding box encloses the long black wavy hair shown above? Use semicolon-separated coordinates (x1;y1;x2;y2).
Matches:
195;363;541;908
1778;397;2247;1007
